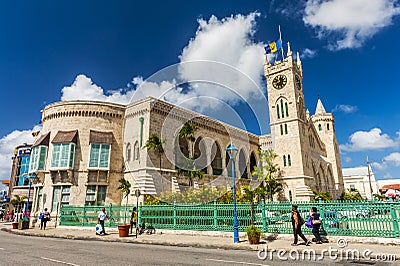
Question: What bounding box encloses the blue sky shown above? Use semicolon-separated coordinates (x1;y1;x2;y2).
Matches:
1;0;400;188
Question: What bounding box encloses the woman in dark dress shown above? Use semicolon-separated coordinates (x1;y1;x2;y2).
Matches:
291;205;310;246
311;207;323;244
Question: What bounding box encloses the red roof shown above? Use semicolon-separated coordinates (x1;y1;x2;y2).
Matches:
381;184;400;191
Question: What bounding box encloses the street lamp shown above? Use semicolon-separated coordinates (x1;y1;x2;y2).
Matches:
226;142;239;243
134;189;141;238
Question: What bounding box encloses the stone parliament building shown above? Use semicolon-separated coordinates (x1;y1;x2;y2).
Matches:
26;45;344;216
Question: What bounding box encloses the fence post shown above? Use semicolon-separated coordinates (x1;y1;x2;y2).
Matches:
389;201;400;238
262;199;267;232
138;202;142;226
82;205;86;226
213;201;218;230
173;202;177;229
109;203;113;227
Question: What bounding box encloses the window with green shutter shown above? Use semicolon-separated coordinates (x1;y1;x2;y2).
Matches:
50;143;75;169
88;144;110;169
29;145;48;172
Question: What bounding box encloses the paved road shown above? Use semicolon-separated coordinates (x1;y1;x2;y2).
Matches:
0;231;397;265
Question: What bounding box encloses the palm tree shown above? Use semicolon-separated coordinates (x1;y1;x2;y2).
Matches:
145;133;166;191
117;177;131;224
312;190;333;201
178;122;197;158
252;149;283;202
10;195;27;212
242;185;266;224
176;162;204;187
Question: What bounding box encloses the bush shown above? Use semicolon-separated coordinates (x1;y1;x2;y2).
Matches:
246;225;262;240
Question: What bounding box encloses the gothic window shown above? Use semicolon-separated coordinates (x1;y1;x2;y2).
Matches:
285;124;288;134
285;102;289;117
283;155;287;167
327;124;330;130
281;99;285;118
280;125;283;135
277;105;280;119
126;143;131;161
318;124;322;131
134;141;140;160
288;155;291;166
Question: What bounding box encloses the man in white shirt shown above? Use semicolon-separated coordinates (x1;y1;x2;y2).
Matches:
97;207;108;235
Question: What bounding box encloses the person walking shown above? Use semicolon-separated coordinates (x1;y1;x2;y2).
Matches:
291;205;310;246
41;208;50;230
97;207;108;235
311;207;323;244
130;207;137;234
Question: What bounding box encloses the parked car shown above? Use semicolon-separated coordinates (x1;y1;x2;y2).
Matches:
337;209;370;218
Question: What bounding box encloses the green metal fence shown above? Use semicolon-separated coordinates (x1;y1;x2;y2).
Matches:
59;200;400;238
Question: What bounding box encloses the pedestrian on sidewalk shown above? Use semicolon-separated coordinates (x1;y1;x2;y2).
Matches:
98;207;108;235
130;207;137;234
311;207;323;244
41;208;50;230
291;205;310;246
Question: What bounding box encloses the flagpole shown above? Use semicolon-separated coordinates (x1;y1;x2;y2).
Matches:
279;25;284;61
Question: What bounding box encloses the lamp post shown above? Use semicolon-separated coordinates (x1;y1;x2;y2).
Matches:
226;142;239;243
135;189;141;238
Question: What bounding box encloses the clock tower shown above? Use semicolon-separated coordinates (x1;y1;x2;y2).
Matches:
264;43;316;200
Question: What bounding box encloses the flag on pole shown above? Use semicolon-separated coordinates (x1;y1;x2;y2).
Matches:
264;38;282;54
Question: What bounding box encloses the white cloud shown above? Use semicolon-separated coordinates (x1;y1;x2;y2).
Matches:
372;161;386;170
301;48;317;58
383;173;394;179
383;152;400;166
344;157;352;163
0;126;41;186
332;104;358;113
303;0;400;50
340;128;399;152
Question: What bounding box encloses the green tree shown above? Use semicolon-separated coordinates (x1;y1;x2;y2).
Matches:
340;188;365;201
10;195;27;212
145;133;166;190
178;122;197;158
252;149;283;202
117;177;131;224
241;185;266;224
312;191;333;202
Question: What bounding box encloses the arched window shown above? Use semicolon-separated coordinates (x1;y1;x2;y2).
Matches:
327;123;330;130
318;124;322;131
276;104;280;119
285;124;288;134
134;141;139;160
285;102;289;117
288;154;291;166
126;143;131;161
280;124;283;135
283;155;287;167
289;190;293;201
281;99;285;118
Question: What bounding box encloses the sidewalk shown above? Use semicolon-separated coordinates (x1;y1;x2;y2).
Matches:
2;223;400;260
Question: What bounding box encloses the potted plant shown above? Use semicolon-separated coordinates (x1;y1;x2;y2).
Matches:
246;225;262;244
117;177;131;237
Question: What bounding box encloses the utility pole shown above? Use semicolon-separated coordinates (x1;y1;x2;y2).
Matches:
366;156;373;199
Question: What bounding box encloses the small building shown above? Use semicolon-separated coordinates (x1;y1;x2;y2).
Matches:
7;144;35;212
342;166;378;199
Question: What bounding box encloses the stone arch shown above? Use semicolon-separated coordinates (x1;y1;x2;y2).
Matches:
194;136;207;173
211;140;223;176
134;141;140;160
250;151;257;180
238;148;248;179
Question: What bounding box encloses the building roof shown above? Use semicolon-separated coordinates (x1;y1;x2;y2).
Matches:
32;132;50;147
381;184;400;191
90;130;113;144
315;98;327;115
342;166;373;177
52;130;78;144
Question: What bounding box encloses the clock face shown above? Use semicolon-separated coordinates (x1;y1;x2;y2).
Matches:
272;74;287;89
295;75;302;90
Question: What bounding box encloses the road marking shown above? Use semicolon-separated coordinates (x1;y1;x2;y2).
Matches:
206;258;270;266
40;257;80;266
